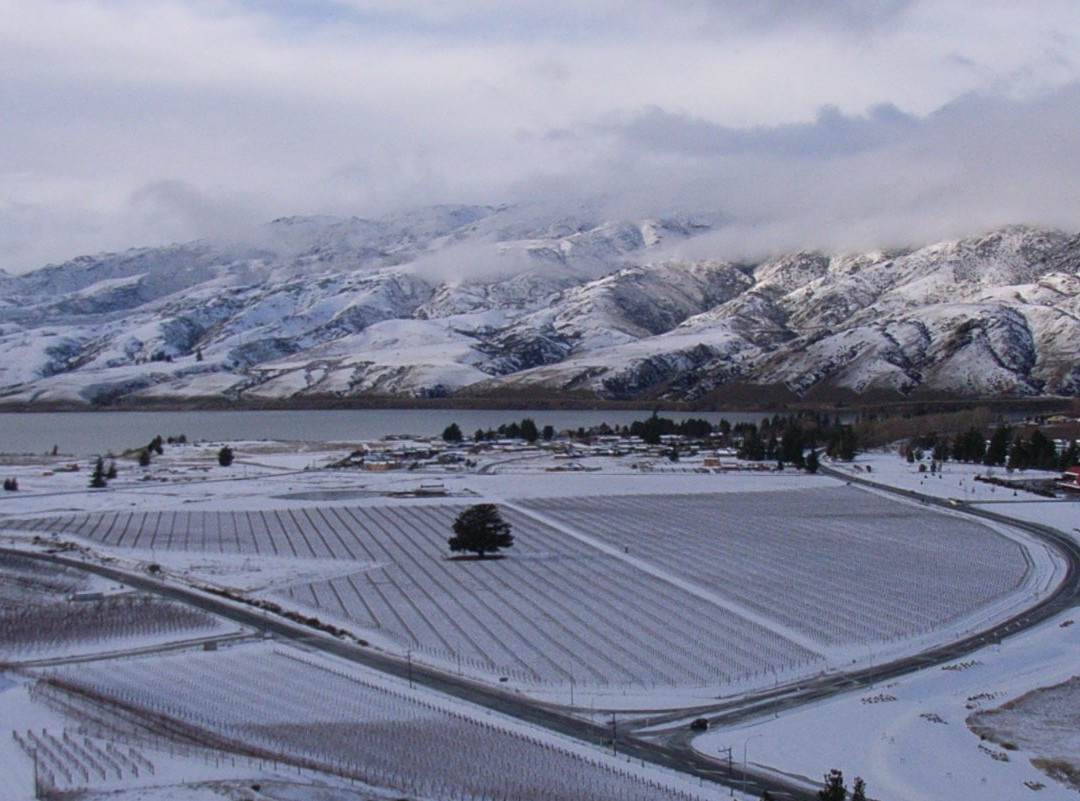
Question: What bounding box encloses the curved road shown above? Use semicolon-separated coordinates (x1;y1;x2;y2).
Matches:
4;466;1079;800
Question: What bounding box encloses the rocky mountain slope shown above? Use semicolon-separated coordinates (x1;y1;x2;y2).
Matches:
0;205;1077;407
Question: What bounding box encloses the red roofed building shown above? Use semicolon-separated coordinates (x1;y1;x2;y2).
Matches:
1061;465;1080;491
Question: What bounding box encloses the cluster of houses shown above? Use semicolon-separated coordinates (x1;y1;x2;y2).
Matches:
331;431;750;474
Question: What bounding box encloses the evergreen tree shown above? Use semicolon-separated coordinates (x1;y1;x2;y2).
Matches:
541;424;555;441
442;422;463;443
631;412;674;445
473;428;485;442
739;426;766;461
137;449;152;468
678;418;713;438
520;418;539;443
826;426;858;461
106;461;118;480
805;449;820;473
850;777;867;801
780;423;805;467
953;427;985;463
765;434;778;460
217;445;235;467
1008;434;1029;470
448;504;514;559
818;769;846;801
1029;429;1058;470
932;439;950;462
89;457;108;488
984;425;1011;466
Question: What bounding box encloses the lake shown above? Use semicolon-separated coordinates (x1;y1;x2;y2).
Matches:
0;408;770;456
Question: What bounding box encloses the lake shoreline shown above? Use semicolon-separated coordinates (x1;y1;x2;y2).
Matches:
0;393;1071;417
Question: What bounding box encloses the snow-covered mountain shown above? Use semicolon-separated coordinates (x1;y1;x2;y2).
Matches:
1;206;1077;407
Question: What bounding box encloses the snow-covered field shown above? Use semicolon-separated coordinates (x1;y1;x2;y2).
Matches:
6;473;1049;703
692;449;1080;801
696;604;1080;801
0;437;1077;800
33;643;713;801
0;551;237;663
518;489;1038;648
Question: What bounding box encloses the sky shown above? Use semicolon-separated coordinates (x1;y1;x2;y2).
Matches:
2;0;1080;272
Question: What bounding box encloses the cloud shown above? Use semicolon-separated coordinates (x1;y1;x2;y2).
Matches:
512;82;1080;260
605;104;920;159
126;180;266;246
0;0;1079;272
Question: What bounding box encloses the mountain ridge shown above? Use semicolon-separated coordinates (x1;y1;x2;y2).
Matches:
0;208;1077;408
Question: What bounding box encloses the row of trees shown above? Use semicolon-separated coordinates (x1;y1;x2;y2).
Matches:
908;425;1078;471
737;417;857;465
759;770;866;801
440;411;859;463
442;419;556;444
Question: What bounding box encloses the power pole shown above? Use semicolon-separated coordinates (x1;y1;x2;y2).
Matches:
718;746;733;798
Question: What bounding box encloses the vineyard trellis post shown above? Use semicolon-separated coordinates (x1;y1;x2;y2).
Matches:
31;746;40;800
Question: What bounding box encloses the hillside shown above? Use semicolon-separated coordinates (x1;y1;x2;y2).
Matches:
1;207;1077;407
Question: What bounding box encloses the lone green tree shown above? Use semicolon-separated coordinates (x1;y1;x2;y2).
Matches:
448;504;514;559
217;445;235;467
442;422;463;443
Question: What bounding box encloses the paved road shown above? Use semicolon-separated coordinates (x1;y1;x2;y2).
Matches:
4;468;1079;801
